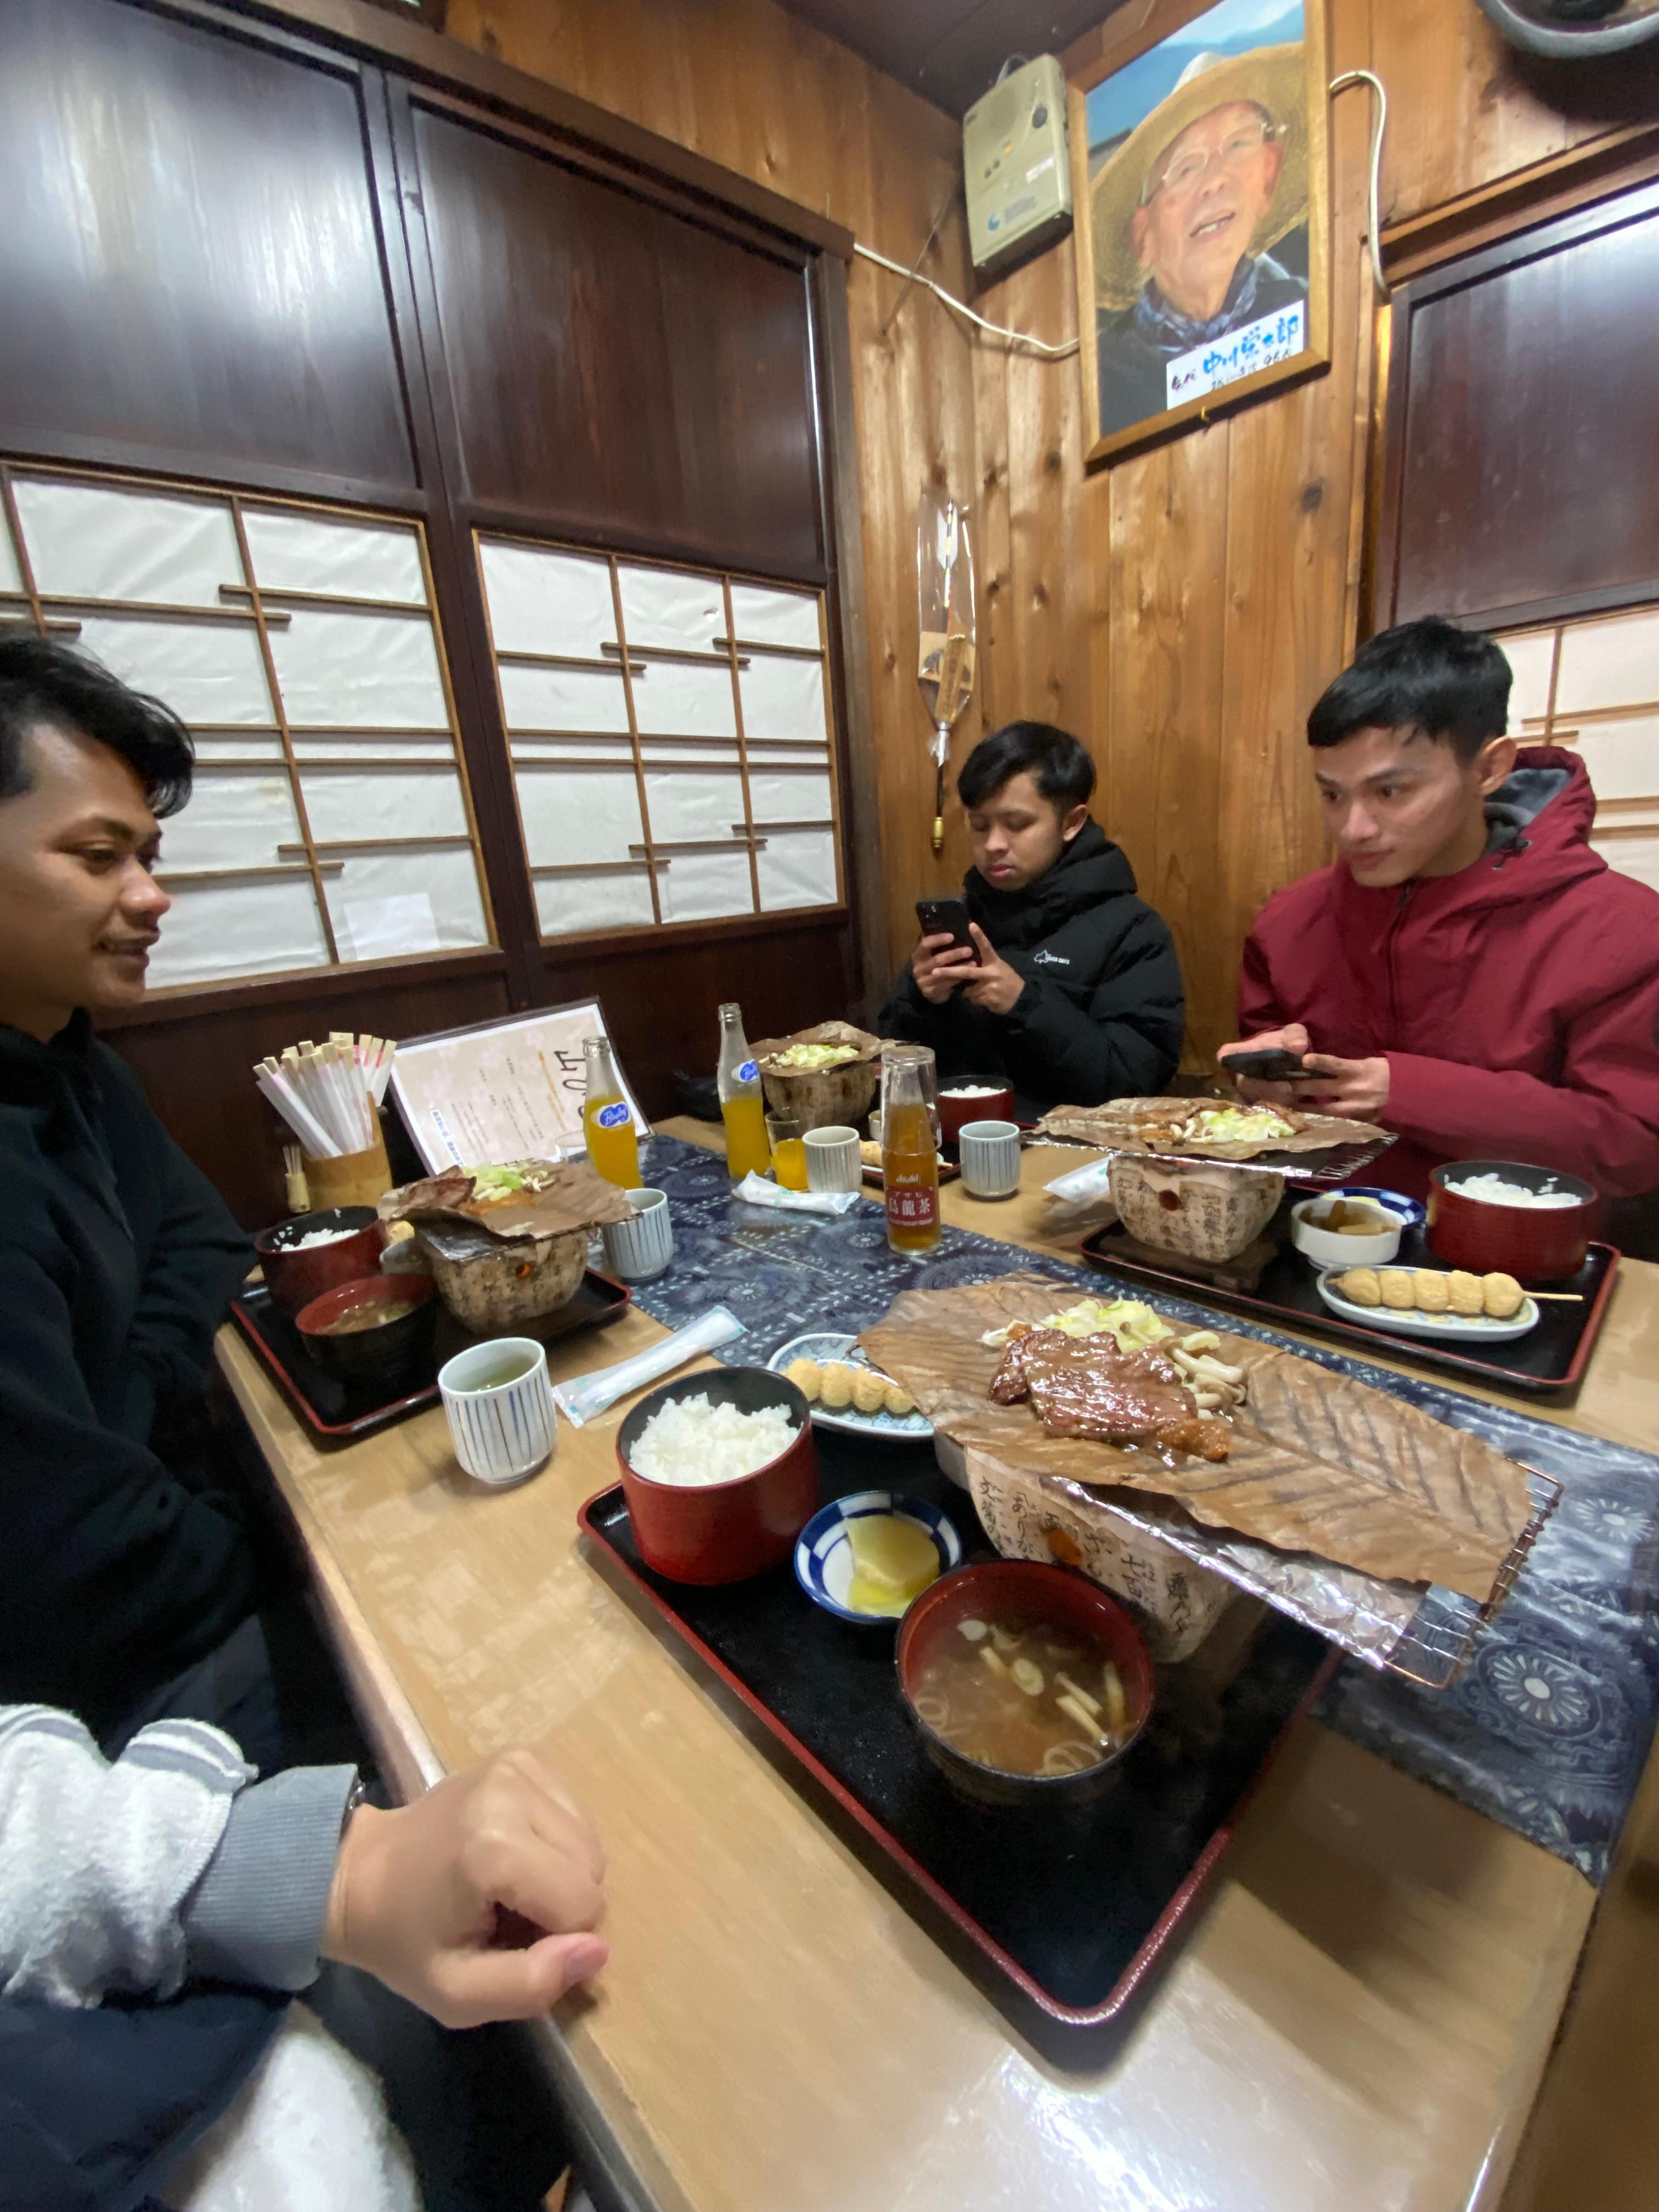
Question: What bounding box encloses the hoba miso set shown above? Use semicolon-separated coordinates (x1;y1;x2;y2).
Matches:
241;1009;1604;2028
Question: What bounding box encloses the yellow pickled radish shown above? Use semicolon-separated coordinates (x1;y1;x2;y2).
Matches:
843;1514;941;1615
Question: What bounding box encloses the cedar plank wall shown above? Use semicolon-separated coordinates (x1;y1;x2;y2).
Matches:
448;0;1657;1060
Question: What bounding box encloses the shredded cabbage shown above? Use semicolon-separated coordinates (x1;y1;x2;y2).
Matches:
773;1043;860;1071
1187;1105;1295;1142
469;1165;526;1195
983;1297;1173;1351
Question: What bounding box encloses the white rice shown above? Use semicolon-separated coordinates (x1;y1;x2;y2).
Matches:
630;1393;798;1487
1449;1173;1582;1210
940;1084;1007;1098
283;1225;358;1249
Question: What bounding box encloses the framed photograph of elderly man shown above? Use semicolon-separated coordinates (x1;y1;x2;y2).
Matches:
1069;0;1331;465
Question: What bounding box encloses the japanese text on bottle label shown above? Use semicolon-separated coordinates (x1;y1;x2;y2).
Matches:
885;1185;938;1228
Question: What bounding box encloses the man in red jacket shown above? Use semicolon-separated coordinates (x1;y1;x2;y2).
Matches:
1221;616;1659;1203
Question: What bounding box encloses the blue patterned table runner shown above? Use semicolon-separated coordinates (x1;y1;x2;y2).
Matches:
628;1135;1659;1884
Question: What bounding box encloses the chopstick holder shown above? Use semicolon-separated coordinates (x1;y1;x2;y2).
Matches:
552;1305;744;1429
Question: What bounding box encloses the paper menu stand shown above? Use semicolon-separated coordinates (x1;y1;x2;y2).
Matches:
387;998;646;1176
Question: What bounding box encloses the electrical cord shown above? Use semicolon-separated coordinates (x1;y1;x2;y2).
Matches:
857;66;1388;356
1329;68;1391;300
852;241;1080;359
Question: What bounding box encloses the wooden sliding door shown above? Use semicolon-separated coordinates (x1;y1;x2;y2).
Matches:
0;0;864;1221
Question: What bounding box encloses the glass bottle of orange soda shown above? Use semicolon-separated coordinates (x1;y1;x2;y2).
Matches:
881;1044;941;1254
716;1003;772;1182
582;1035;640;1187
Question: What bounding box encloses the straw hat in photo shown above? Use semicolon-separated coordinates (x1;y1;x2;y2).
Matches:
1091;42;1308;311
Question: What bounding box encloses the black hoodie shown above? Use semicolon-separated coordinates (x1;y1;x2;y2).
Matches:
877;820;1185;1115
0;1013;257;1733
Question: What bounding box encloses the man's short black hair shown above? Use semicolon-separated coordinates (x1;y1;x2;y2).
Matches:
0;627;194;816
957;720;1097;812
1307;617;1511;765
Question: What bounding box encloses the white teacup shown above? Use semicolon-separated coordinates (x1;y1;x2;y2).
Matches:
958;1119;1022;1200
804;1124;862;1194
438;1336;556;1486
601;1187;675;1282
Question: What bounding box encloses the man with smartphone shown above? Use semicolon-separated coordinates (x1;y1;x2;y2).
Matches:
1219;617;1659;1206
879;721;1183;1115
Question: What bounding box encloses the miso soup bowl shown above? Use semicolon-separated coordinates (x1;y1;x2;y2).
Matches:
896;1560;1155;1809
616;1368;819;1585
295;1273;436;1389
1426;1159;1599;1281
255;1206;386;1317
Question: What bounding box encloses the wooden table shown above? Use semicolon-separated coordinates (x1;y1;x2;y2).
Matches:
218;1124;1659;2212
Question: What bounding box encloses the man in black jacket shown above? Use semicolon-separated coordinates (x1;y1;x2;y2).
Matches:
879;721;1183;1114
0;627;597;2212
0;630;264;1746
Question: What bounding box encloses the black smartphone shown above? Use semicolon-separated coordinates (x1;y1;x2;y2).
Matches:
1218;1046;1308;1081
915;895;981;964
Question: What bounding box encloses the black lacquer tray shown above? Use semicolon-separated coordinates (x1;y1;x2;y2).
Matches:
232;1271;631;1440
579;1427;1333;2050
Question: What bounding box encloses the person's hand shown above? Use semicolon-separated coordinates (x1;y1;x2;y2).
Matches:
1217;1023;1311;1106
1294;1053;1391;1121
323;1749;608;2030
956;925;1026;1018
911;930;977;1006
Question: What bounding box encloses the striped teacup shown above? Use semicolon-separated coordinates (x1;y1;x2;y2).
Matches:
438;1336;556;1485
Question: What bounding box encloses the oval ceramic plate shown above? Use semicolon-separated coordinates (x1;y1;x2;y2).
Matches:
1316;1269;1539;1341
766;1330;934;1441
793;1489;963;1624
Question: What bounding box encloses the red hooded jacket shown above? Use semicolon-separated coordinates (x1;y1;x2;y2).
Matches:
1238;747;1659;1199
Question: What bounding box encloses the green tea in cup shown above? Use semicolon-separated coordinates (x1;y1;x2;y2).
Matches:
453;1349;539;1391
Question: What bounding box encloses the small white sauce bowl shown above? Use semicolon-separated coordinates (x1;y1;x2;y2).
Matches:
1290;1195;1404;1270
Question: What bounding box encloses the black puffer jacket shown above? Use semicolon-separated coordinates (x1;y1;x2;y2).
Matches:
877;820;1184;1115
0;1013;257;1735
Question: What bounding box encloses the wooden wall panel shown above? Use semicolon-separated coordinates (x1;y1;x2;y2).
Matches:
1386;185;1659;625
0;0;419;498
405;97;825;572
1369;0;1659;228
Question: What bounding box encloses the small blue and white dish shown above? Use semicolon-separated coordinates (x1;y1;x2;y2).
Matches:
793;1490;963;1626
1331;1184;1426;1229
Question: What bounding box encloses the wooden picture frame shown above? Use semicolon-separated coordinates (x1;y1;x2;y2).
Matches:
1068;0;1331;467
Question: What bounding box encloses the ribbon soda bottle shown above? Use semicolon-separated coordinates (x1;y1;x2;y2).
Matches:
582;1034;640;1187
716;1002;771;1182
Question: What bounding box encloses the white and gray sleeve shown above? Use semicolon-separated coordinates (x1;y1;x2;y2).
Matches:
0;1703;252;2006
0;1703;358;2004
180;1762;358;1990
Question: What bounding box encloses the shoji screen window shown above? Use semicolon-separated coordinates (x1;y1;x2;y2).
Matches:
477;535;843;940
0;465;493;988
1494;604;1659;893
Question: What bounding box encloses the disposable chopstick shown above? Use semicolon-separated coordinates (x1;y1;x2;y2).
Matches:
325;1040;373;1152
254;1062;334;1159
254;1031;397;1159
